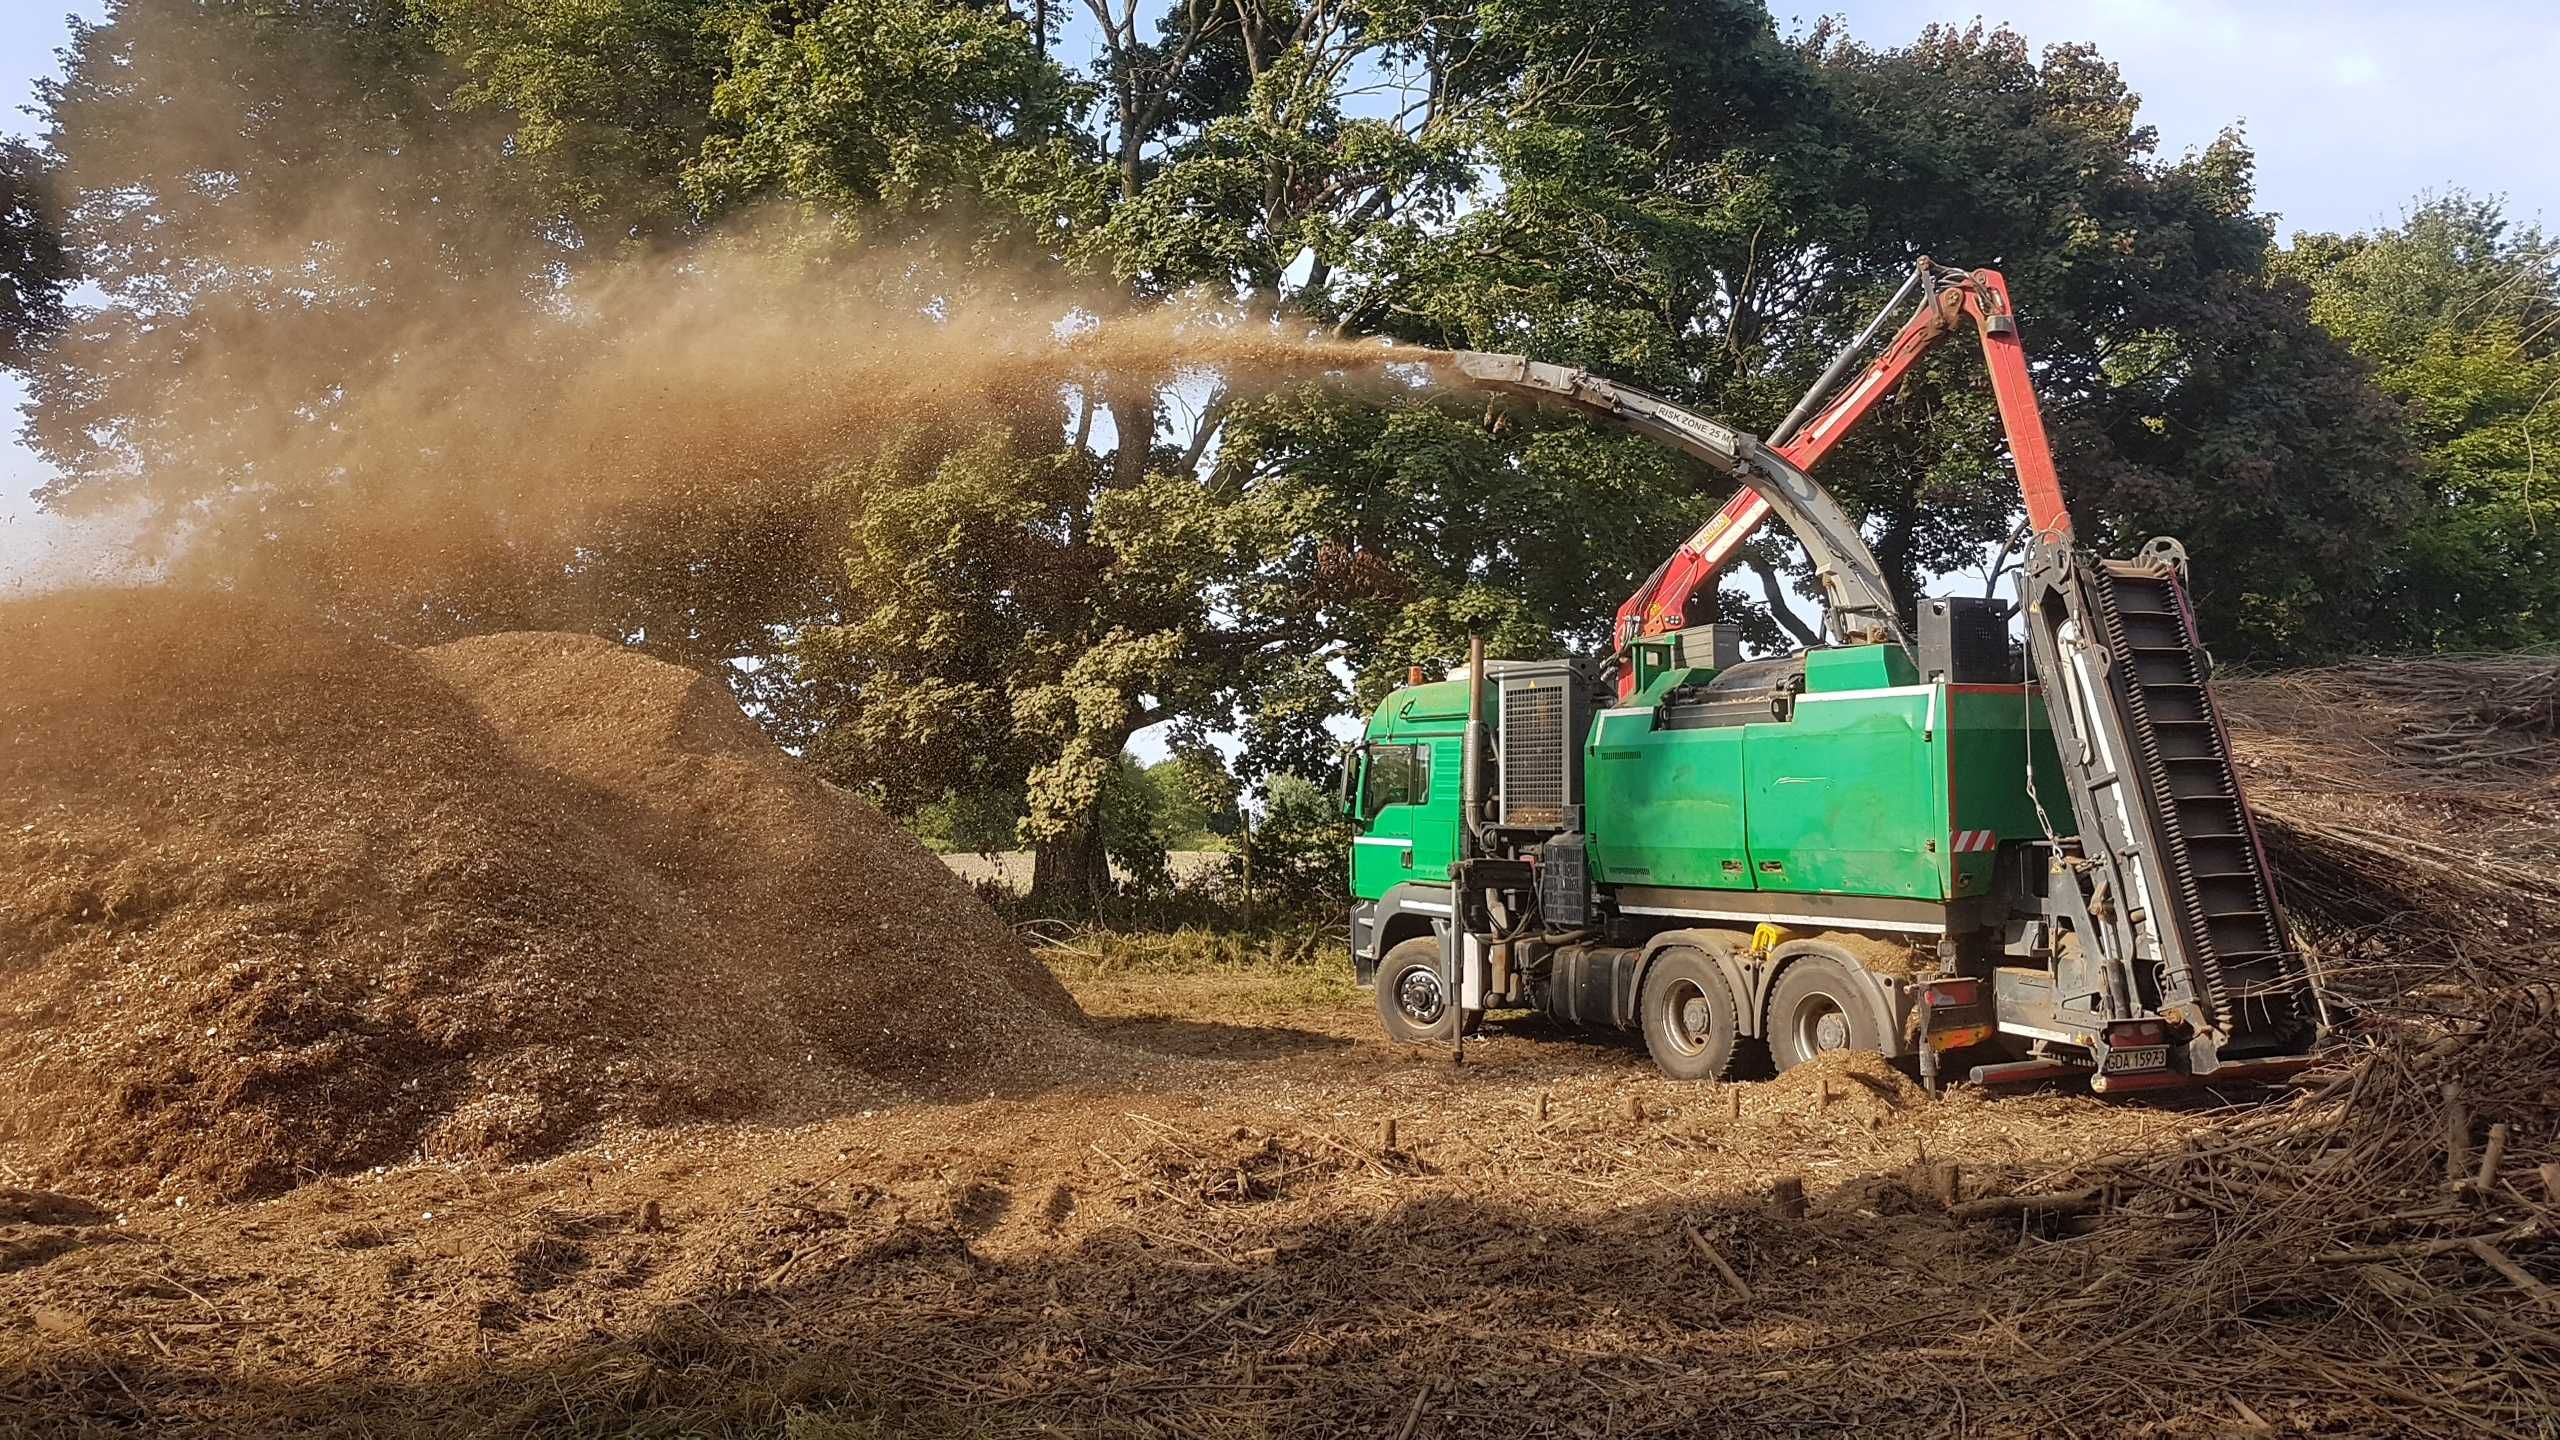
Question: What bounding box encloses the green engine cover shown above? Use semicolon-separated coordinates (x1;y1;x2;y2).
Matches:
1736;678;1941;896
1345;645;2077;913
1585;645;2074;904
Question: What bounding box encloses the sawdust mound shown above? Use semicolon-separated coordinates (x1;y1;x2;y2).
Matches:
0;590;1082;1201
1766;1048;1924;1116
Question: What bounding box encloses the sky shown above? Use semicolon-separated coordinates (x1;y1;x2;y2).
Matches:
0;2;99;592
1;0;2554;591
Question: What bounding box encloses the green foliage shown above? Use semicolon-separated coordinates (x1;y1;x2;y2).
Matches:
1449;17;2413;661
1794;27;2417;661
22;0;2470;909
1113;749;1243;851
1095;752;1173;892
789;408;1313;900
0;139;69;367
30;1;523;499
904;785;1023;854
794;425;1082;816
24;0;828;668
2279;196;2560;650
423;0;724;244
687;0;1086;241
1246;772;1352;909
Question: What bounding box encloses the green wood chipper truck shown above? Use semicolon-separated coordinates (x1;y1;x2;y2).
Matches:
1343;261;2327;1092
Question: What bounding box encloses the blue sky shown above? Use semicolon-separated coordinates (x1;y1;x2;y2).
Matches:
2;0;2554;588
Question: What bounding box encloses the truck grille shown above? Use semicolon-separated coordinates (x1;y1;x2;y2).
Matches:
1500;684;1569;828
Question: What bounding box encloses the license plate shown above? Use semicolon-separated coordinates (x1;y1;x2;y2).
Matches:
2104;1044;2169;1072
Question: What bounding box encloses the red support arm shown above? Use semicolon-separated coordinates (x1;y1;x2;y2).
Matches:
1775;286;1967;471
1607;267;2073;695
1964;270;2073;547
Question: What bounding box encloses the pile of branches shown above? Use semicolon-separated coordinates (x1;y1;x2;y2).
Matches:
1952;940;2560;1434
1934;655;2560;1431
2219;654;2560;997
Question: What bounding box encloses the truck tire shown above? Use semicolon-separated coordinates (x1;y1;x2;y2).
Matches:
1638;947;1743;1081
1766;954;1884;1071
1375;936;1467;1044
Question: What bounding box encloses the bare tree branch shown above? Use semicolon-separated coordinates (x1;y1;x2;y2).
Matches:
1749;556;1822;647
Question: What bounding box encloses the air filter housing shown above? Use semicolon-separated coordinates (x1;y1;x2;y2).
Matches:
1494;661;1593;831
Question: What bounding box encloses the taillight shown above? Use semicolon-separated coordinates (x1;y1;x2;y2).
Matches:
2106;1020;2168;1048
1921;978;1980;1008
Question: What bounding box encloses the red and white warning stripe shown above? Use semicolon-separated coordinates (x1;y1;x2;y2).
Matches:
1951;829;1999;853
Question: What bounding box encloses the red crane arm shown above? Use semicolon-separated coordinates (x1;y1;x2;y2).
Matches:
1605;265;2073;691
1962;269;2074;547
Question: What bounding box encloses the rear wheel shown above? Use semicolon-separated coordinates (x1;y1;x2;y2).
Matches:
1376;936;1463;1044
1766;954;1884;1072
1638;947;1743;1081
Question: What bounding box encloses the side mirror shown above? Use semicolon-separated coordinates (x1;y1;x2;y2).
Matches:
1336;744;1360;819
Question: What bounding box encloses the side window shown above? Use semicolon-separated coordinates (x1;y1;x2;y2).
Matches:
1360;744;1431;820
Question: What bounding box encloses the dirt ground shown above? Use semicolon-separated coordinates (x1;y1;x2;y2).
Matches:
5;958;2339;1440
7;615;2553;1439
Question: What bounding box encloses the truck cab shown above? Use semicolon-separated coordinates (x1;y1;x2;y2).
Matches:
1345;673;1468;1001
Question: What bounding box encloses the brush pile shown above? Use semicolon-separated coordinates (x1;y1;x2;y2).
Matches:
1923;654;2560;1432
2220;654;2560;974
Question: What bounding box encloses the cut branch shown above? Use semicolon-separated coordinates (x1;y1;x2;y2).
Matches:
1749;556;1821;646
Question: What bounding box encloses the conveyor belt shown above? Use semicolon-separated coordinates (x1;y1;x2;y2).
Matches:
2082;557;2310;1044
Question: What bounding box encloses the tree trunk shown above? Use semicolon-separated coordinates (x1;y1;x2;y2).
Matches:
1876;485;1920;626
1109;385;1153;488
1029;817;1113;916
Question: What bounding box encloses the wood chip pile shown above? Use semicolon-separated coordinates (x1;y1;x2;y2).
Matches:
0;591;1087;1202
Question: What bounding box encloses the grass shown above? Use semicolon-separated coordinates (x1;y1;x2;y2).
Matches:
1027;921;1364;1017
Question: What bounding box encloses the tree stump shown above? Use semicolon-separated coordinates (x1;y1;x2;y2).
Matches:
1931;1161;1962;1211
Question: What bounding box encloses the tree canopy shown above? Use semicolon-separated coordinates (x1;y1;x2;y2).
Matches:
10;0;2507;908
2279;195;2559;651
0;139;70;368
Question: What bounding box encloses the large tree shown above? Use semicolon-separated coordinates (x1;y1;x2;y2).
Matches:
1355;20;2416;663
24;1;566;621
2279;195;2560;651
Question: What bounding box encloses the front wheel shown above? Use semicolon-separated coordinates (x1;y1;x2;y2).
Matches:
1638;947;1744;1081
1375;936;1475;1043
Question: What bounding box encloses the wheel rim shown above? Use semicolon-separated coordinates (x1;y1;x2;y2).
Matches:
1393;965;1446;1027
1661;978;1713;1057
1789;991;1852;1058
